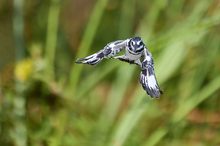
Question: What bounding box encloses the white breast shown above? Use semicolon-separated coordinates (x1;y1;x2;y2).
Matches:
125;49;142;60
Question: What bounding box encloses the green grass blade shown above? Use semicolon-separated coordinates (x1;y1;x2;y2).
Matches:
138;0;168;40
109;94;147;146
172;76;220;123
45;0;61;80
69;0;109;95
118;0;135;37
143;128;168;146
76;62;119;98
13;0;25;60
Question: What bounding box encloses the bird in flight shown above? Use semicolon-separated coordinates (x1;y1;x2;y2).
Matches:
75;37;163;98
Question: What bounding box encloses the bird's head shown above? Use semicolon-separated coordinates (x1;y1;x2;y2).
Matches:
128;37;145;54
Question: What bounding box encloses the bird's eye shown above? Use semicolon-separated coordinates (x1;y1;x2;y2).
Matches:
132;41;135;46
139;41;143;46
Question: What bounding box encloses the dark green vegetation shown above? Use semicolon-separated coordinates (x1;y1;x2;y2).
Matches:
0;0;220;146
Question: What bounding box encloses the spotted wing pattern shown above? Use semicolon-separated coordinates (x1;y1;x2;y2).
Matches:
75;40;127;65
139;48;162;98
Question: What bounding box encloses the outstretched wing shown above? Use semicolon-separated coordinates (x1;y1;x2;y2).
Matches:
75;40;128;65
139;48;162;98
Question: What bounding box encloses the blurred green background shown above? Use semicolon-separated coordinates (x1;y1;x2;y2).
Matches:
0;0;220;146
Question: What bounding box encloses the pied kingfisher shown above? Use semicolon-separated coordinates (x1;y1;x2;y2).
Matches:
75;37;163;98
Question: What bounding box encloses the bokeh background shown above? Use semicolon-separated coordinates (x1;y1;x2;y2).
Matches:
0;0;220;146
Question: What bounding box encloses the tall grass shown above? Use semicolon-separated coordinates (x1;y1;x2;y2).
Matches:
0;0;220;146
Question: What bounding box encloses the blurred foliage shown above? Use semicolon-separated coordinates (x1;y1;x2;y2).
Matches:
0;0;220;146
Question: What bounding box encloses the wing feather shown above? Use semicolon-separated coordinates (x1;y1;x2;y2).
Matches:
139;48;162;98
75;40;127;65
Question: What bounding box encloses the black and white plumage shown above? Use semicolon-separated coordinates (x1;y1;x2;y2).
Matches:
75;37;162;98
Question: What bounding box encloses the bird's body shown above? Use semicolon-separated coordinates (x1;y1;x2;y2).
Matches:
125;48;142;60
75;37;163;98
